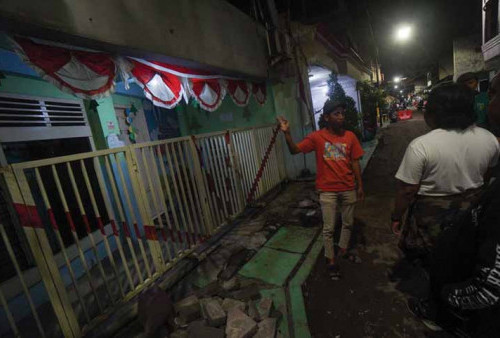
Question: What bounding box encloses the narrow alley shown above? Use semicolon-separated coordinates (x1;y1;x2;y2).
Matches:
304;112;436;337
1;0;499;337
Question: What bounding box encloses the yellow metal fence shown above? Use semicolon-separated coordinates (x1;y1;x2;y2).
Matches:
0;124;286;337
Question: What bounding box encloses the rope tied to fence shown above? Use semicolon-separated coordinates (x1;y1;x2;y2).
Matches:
246;124;281;204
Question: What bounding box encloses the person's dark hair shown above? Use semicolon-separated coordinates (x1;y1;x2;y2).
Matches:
318;100;346;128
426;83;476;130
456;72;478;84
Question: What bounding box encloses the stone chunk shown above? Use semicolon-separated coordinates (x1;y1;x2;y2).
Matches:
222;298;246;313
257;298;273;319
254;318;277;338
247;300;259;321
298;199;316;208
225;308;258;338
170;329;188;338
230;284;261;301
187;320;224;338
201;298;227;327
221;277;240;291
174;295;200;322
195;281;222;298
219;248;255;281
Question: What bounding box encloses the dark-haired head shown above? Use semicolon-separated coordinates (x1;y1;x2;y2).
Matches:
456;72;479;91
318;100;346;129
425;83;476;130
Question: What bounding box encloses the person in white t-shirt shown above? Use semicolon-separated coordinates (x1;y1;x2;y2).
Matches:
391;83;500;263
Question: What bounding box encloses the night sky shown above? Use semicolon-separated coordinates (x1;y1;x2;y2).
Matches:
365;0;482;79
276;0;482;81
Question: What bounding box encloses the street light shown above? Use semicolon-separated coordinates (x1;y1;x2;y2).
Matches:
394;77;401;83
395;25;412;42
394;85;398;89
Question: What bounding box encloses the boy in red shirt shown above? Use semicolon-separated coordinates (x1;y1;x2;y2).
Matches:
278;100;364;279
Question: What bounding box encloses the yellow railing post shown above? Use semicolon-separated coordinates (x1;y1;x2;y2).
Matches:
3;168;81;337
125;147;165;273
188;136;215;236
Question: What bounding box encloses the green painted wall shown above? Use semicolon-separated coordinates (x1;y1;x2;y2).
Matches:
0;74;77;99
272;79;316;178
176;88;277;136
92;96;120;141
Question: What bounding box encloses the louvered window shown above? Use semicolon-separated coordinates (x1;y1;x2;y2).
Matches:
0;94;87;127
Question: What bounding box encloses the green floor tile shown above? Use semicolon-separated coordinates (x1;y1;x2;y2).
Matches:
265;226;318;253
290;236;323;287
290;286;311;338
238;247;301;286
260;288;289;337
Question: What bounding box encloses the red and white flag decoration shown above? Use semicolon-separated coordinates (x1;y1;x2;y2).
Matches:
12;37;116;99
252;82;267;105
226;80;250;107
11;37;267;111
130;59;185;109
187;78;226;112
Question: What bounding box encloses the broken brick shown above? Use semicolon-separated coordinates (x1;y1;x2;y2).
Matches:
201;298;227;327
230;284;261;301
254;318;277;338
225;308;258;338
257;298;273;319
174;295;200;322
222;298;246;313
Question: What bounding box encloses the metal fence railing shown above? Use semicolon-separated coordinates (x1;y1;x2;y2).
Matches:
0;124;286;337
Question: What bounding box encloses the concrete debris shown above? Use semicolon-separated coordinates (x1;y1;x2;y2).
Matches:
137;285;174;336
225;308;258;338
195;281;222;298
222;298;246;313
299;209;321;227
201;298;227;327
245;232;268;250
187;320;224;338
174;316;188;329
257;298;273;319
218;249;255;281
297;199;316;208
169;329;188;338
174;295;201;322
230;284;261;301
221;277;240;292
247;300;259;321
254;318;277;338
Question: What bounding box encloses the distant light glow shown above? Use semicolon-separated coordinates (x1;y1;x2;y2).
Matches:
394;77;401;83
394;85;398;89
395;25;412;41
400;90;403;93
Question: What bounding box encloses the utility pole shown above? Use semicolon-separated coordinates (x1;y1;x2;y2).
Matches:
365;4;380;86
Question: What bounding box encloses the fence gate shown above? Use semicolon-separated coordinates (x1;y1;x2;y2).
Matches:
0;124;286;337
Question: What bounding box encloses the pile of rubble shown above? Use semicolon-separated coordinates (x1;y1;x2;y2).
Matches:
139;278;282;338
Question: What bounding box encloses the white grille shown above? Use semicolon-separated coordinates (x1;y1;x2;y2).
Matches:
0;94;87;127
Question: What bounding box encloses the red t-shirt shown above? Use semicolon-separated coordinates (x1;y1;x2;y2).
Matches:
297;129;364;192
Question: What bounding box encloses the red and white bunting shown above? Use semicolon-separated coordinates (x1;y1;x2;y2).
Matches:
12;37;116;99
252;82;267;105
226;80;250;107
130;59;184;109
187;78;226;112
11;37;267;111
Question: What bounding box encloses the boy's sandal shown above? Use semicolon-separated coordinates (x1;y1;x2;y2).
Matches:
328;264;341;280
342;252;362;264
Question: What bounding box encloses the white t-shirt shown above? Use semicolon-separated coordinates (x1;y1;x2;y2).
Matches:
395;126;500;196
